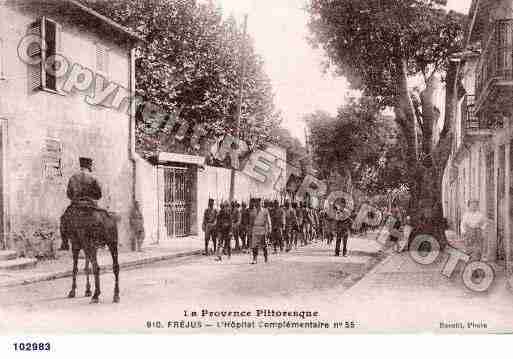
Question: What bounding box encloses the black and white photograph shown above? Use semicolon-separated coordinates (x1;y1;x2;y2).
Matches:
0;0;512;343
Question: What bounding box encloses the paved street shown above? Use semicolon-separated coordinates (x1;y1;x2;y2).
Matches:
0;237;383;334
1;235;513;334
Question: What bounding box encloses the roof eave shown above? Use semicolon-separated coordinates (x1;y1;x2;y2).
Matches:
66;0;145;43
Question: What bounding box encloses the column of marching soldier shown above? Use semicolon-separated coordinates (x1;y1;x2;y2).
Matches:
202;197;355;264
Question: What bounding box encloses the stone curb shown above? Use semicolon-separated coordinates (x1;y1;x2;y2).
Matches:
340;249;396;293
0;249;203;289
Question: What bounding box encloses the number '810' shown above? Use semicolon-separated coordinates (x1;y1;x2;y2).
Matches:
13;342;51;351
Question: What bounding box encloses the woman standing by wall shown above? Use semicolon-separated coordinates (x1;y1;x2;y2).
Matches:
460;200;487;261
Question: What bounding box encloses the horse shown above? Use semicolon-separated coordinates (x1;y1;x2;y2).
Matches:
60;206;120;304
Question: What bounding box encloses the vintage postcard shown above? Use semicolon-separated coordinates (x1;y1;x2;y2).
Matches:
0;0;512;340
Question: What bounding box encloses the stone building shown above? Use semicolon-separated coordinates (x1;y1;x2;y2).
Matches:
443;0;513;270
0;0;142;251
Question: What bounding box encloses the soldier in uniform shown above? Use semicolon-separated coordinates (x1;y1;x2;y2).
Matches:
270;200;286;253
295;202;304;246
215;201;233;261
333;198;353;257
129;201;145;252
60;157;102;251
263;199;272;245
249;198;271;264
319;208;328;243
308;205;319;242
239;202;250;251
302;203;311;245
284;201;298;251
202;199;218;255
231;202;241;251
326;205;335;246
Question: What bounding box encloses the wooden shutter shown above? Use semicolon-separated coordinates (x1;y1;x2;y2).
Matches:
43;18;60;91
44;18;56;90
27;19;43;91
27;17;60;92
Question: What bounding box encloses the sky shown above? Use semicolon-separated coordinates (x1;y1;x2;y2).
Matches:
210;0;472;143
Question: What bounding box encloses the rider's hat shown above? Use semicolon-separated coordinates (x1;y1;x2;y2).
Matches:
79;157;93;171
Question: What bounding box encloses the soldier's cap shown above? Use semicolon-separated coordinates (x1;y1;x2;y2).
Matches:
208;199;215;204
79;157;93;170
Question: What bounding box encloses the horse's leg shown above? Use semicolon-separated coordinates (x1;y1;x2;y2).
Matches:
86;248;101;304
67;246;79;298
84;256;92;297
108;242;120;303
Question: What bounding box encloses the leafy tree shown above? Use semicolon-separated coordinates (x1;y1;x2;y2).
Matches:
269;127;308;173
305;97;404;196
85;0;281;157
307;0;466;243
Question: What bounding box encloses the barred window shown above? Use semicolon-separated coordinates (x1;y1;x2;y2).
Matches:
96;43;110;75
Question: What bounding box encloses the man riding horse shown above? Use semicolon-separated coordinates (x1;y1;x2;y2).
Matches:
60;157;120;304
60;157;102;251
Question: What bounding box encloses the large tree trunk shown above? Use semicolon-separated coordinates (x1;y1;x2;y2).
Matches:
420;74;438;156
393;60;458;248
394;58;418;164
393;58;423;210
409;64;458;248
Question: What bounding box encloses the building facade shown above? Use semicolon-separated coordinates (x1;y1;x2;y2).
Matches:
0;0;141;251
443;0;513;270
136;144;288;244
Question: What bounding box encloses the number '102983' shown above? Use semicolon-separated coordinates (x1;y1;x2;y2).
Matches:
13;342;51;351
